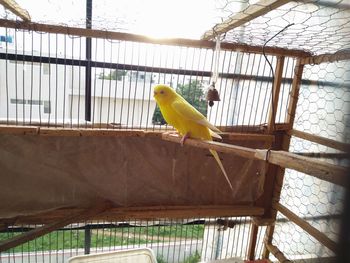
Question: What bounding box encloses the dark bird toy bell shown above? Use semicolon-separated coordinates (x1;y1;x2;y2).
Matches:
206;82;220;107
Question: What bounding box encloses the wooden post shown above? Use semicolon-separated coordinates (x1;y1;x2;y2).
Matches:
247;223;259;260
0;0;30;21
262;59;304;259
264;242;292;262
286;59;304;128
267;56;285;133
288;129;350;153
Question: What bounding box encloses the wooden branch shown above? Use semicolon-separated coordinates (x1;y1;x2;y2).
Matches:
247;223;259;260
286;59;305;127
163;133;348;187
2;205;265;225
288;129;350;153
162;133;257;160
0;202;112;252
267;56;285;133
264;242;292;262
300;50;350;65
0;19;311;58
0;0;30;21
201;0;292;40
275;203;338;252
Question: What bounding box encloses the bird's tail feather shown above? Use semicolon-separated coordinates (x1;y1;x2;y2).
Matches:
209;149;233;191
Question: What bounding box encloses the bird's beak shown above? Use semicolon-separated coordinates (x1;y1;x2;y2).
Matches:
153;91;157;97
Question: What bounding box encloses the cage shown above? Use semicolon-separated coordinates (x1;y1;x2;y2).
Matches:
0;0;349;262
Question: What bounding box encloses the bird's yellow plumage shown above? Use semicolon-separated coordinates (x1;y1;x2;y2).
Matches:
153;84;233;190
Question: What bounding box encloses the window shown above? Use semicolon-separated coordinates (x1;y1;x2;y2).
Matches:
44;101;51;114
10;99;25;104
27;100;43;105
43;64;50;75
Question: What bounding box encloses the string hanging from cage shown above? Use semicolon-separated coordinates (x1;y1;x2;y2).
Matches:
262;23;294;130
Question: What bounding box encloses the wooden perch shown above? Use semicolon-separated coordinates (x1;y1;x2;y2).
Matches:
201;0;292;40
0;202;111;252
162;133;348;187
275;203;338;253
288;129;350;153
0;0;30;21
264;242;292;262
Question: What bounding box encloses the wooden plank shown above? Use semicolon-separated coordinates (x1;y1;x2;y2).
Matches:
0;0;30;21
163;132;348;187
0;202;112;252
288;129;350;153
266;150;348;187
286;59;304;127
275;203;338;252
0;125;38;135
201;0;292;40
247;223;259;260
2;205;265;225
267;56;285;133
0;19;311;58
264;242;292;262
300;50;350;65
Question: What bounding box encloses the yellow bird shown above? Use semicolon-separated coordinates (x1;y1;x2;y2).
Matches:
153;84;233;191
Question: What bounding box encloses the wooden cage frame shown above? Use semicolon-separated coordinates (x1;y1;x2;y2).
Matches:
0;0;349;261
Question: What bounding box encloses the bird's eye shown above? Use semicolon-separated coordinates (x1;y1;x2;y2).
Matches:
160;90;165;94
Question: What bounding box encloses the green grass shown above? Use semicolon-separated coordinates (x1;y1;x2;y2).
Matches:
0;224;204;253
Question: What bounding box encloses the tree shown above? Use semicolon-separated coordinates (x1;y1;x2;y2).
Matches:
98;69;127;80
152;80;207;125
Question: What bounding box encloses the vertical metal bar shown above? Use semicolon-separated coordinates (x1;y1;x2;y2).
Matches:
70;37;74;128
112;41;120;129
85;0;92;121
63;34;67;127
219;51;233;127
78;37;82;128
5;28;9;124
106;40;113;128
39;33;43;126
15;29;18;125
243;54;258;129
29;32;34;125
55;34;58;127
84;226;91;255
22;30;25;125
48;33;52;127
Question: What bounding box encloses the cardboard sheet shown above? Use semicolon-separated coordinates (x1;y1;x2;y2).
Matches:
0;134;267;218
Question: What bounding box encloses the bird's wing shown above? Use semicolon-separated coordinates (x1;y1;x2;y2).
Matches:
172;98;222;133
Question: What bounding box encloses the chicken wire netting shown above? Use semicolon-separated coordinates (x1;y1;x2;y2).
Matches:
2;1;350;55
269;60;349;261
216;0;350;55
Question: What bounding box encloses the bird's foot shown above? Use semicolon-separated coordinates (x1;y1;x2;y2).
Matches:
180;132;190;146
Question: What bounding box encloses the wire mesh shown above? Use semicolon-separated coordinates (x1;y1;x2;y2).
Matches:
216;0;350;55
0;217;257;263
268;59;349;261
0;25;294;131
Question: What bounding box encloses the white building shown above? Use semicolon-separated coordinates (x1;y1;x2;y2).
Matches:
0;48;157;128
